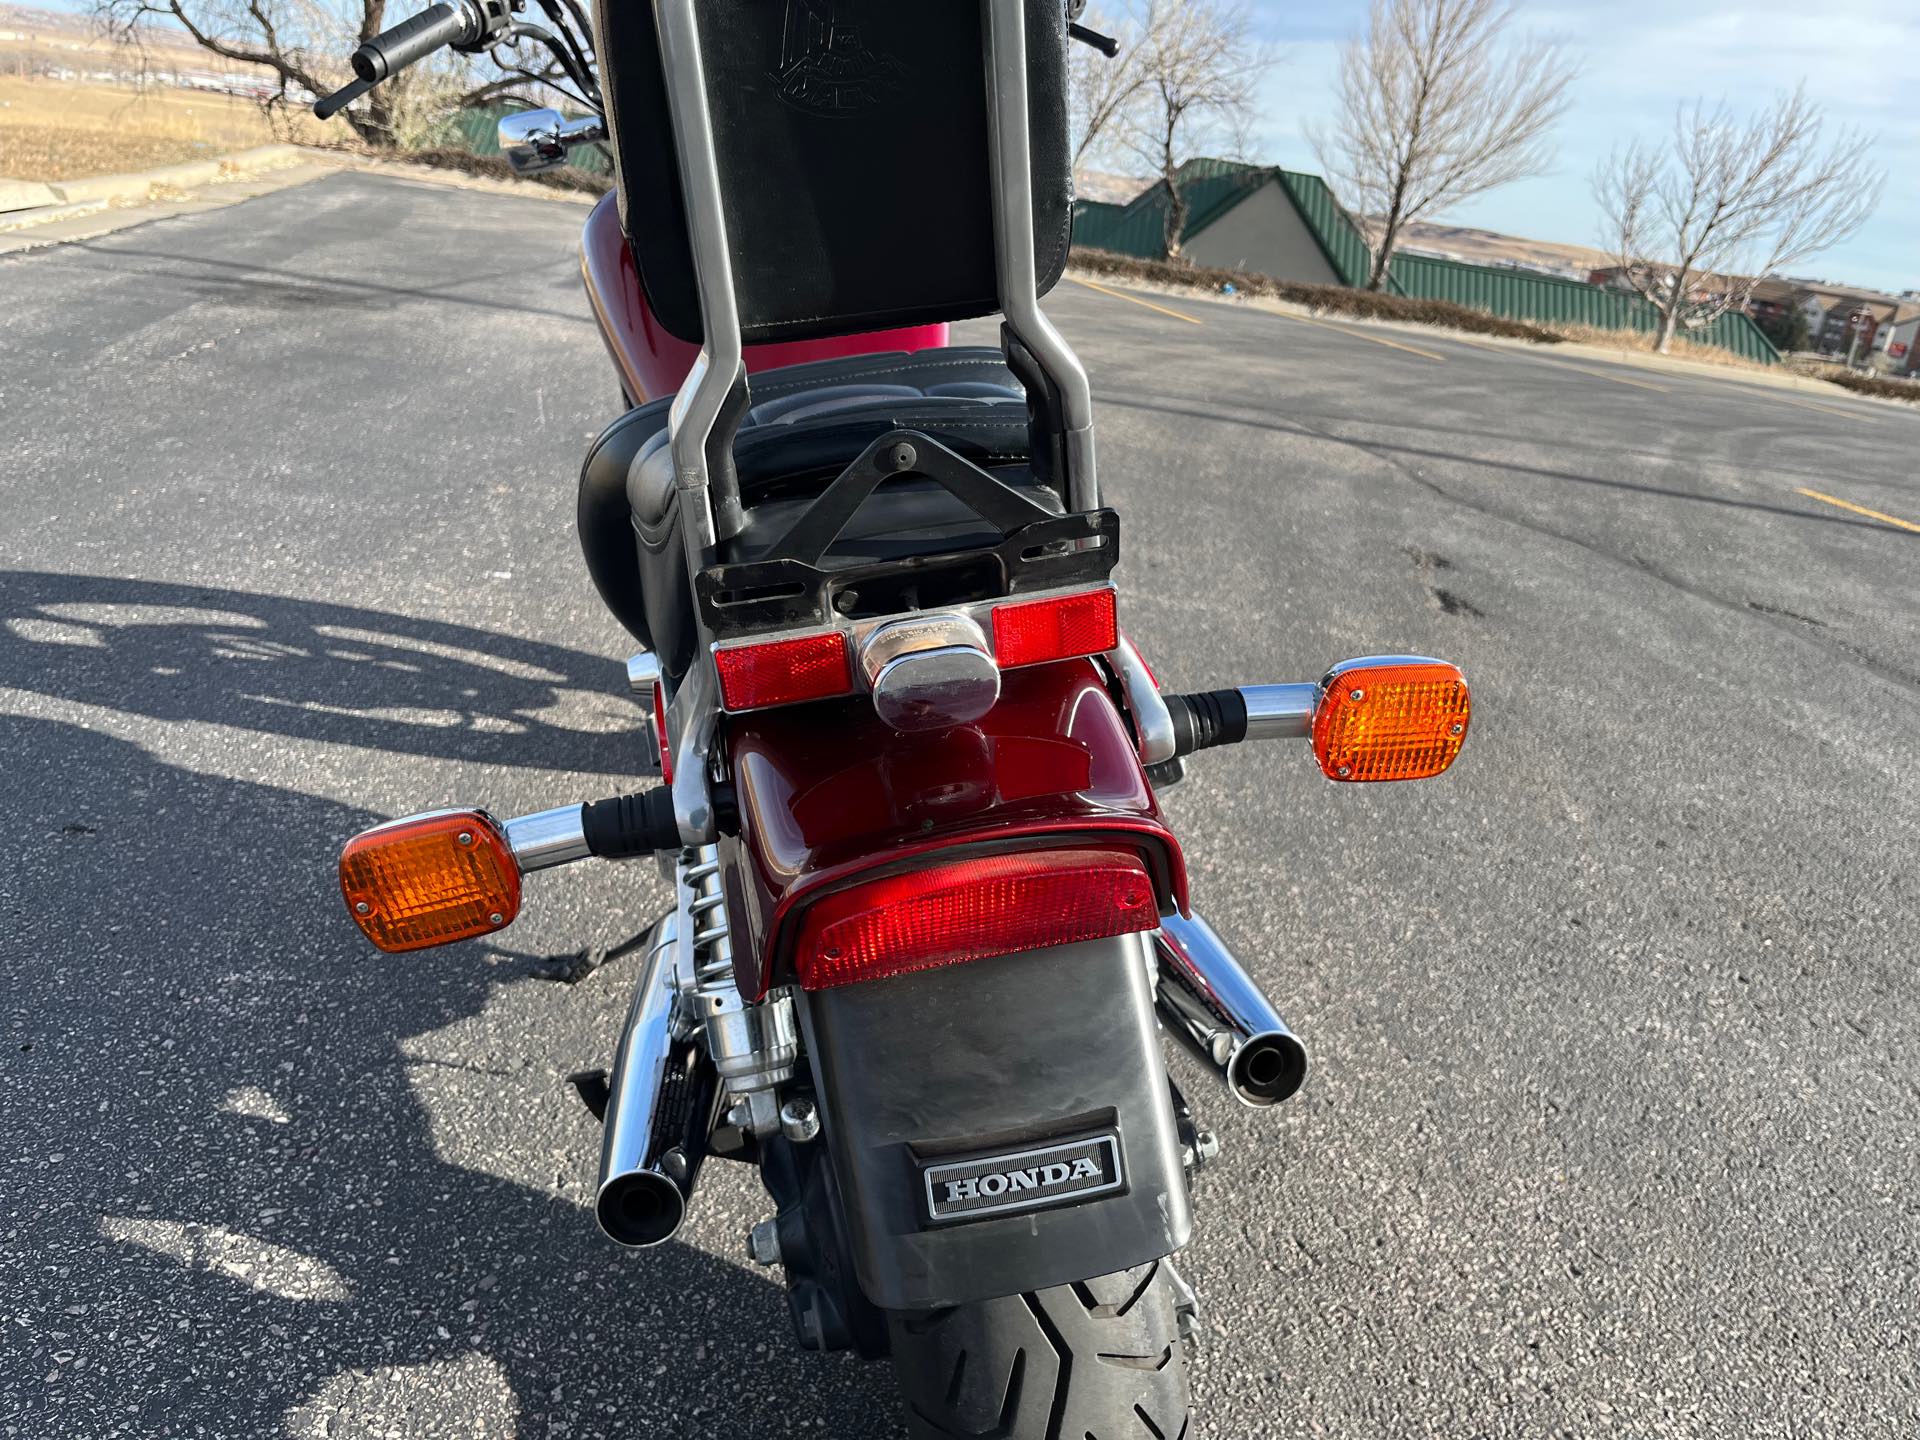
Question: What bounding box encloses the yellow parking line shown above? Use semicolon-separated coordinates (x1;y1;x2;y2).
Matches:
1066;276;1203;325
1769;393;1879;424
1795;488;1920;534
1283;310;1445;362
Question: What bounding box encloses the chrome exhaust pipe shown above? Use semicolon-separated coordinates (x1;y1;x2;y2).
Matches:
1154;913;1308;1108
594;914;716;1247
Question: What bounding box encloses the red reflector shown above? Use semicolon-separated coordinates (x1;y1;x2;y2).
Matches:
650;680;674;784
991;589;1118;669
793;847;1158;991
714;631;853;711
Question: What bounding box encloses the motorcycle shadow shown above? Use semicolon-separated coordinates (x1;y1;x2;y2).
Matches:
4;709;903;1433
0;570;642;775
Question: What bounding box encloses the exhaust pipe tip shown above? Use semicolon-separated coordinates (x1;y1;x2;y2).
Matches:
595;1171;687;1247
1228;1031;1307;1108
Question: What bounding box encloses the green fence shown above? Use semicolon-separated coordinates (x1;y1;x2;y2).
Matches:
444;104;613;175
1072;197;1164;259
1384;253;1781;364
1071;156;1781;365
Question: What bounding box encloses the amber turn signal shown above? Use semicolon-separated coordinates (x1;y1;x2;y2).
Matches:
1312;658;1469;783
339;810;522;953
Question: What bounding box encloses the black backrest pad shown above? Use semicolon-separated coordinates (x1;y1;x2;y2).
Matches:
595;0;1072;346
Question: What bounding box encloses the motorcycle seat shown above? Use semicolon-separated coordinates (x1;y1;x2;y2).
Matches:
579;346;1057;675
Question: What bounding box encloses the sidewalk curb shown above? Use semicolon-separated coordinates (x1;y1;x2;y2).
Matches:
0;198;107;233
44;144;306;207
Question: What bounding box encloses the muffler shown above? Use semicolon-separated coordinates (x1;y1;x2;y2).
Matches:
1154;913;1308;1108
594;913;717;1247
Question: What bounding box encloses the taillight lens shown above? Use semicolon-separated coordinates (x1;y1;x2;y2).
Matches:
714;631;854;712
650;680;674;784
339;810;521;953
1312;660;1470;782
991;589;1118;669
793;846;1158;990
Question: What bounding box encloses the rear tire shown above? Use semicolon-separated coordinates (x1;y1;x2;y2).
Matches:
887;1260;1191;1439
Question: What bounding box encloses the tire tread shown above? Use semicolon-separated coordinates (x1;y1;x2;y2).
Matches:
890;1263;1191;1440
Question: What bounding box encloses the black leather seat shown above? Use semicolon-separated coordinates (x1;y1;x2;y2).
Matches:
578;347;1056;678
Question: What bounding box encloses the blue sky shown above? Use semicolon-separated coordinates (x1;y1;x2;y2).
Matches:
1246;0;1916;294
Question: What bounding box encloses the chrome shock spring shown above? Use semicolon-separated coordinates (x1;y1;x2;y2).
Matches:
679;844;798;1137
683;845;733;995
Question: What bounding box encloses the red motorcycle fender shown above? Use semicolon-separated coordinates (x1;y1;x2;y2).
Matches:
718;658;1189;1001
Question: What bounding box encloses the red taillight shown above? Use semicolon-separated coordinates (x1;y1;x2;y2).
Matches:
793;846;1158;990
714;631;854;712
650;681;674;784
991;589;1118;669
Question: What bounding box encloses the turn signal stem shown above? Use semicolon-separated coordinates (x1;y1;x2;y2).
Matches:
501;788;682;873
580;788;682;860
1165;689;1249;755
1159;660;1468;783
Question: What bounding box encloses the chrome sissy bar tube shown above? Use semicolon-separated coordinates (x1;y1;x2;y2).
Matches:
648;0;742;844
652;0;746;560
982;0;1099;513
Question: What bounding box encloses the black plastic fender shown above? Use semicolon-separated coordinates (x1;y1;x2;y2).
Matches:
798;932;1192;1312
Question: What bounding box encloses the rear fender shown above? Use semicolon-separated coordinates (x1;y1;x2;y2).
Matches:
719;658;1187;999
800;930;1191;1311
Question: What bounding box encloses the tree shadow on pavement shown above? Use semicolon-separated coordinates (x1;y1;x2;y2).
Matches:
0;572;643;776
1;709;904;1435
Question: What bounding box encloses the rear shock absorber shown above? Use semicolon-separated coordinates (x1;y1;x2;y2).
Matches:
682;845;798;1139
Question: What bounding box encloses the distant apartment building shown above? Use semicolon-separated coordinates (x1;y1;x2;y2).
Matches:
1586;269;1918;370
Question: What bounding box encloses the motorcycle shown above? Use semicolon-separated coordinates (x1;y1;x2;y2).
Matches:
315;3;1472;1434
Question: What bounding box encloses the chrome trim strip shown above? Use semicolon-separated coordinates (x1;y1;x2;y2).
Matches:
668;661;719;845
1240;684;1319;741
503;805;591;872
1108;635;1175;764
982;0;1098;513
626;652;662;694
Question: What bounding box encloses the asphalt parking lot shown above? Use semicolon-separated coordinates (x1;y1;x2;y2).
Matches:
2;171;1916;1439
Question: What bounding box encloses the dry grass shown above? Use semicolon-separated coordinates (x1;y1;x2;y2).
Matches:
1815;369;1920;406
0;75;320;181
1069;246;1563;344
401;145;610;196
1539;321;1774;372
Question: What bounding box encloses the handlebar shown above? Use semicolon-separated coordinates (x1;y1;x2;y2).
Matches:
351;2;473;83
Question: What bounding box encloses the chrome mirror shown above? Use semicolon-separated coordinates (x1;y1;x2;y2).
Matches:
497;108;606;175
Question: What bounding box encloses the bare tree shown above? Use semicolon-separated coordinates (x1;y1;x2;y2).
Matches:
93;0;583;149
1313;0;1574;291
1069;4;1153;171
1596;88;1883;355
1116;0;1276;259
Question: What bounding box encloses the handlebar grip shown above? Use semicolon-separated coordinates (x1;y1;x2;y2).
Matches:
350;3;468;84
312;75;374;121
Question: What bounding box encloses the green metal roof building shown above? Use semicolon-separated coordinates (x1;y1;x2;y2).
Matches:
1073;158;1780;365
